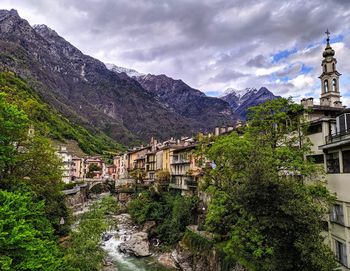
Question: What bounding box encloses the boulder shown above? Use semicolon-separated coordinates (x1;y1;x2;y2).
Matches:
142;220;156;232
172;247;193;271
157;252;179;269
119;231;151;257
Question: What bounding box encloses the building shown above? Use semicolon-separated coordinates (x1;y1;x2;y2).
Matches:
169;144;201;195
84;156;106;179
303;31;350;270
106;164;117;180
56;146;72;183
71;156;84;180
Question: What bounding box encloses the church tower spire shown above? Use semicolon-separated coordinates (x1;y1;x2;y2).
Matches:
319;29;342;107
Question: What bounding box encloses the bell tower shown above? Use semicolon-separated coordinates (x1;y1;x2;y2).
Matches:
319;30;342;108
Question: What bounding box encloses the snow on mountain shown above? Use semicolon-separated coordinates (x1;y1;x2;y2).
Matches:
105;63;144;77
220;87;280;120
221;87;257;99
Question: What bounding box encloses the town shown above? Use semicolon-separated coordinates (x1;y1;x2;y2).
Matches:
56;34;350;270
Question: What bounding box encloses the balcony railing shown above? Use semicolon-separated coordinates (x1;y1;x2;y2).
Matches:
325;129;350;144
171;159;190;164
185;179;197;188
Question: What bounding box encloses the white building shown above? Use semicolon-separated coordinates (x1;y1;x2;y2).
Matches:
56;146;72;183
303;31;350;270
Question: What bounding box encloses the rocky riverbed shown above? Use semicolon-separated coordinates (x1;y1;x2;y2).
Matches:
101;213;178;271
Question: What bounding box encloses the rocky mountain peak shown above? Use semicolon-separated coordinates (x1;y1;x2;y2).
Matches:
0;9;20;21
220;86;280;120
0;9;33;35
33;24;59;39
222;87;257;98
105;63;144;77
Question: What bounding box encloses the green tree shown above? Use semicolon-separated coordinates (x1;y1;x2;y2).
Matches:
86;164;102;178
64;197;113;271
129;168;146;183
0;190;63;271
0;93;69;235
201;98;336;271
128;191;198;246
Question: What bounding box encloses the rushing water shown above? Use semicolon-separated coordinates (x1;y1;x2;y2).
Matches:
101;214;174;271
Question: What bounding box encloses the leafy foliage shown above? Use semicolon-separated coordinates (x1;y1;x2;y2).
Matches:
200;98;336;271
0;190;64;271
128;191;198;246
64;196;116;271
0;91;70;235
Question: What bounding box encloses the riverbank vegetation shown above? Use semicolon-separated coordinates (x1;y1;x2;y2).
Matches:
199;98;336;271
0;76;120;270
128;190;198;248
64;196;119;271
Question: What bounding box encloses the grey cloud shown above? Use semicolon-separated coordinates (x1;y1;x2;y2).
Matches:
208;69;248;83
247;55;271;68
275;63;303;77
3;0;350;101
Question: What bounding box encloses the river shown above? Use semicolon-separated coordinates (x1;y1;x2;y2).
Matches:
101;213;175;271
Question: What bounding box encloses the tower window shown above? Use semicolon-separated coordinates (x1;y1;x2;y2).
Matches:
333;79;337;92
324;64;327;72
324;80;329;93
333;63;335;71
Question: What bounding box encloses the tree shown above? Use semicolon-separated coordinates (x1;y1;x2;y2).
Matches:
64;198;111;271
0;92;69;235
0;190;63;271
86;164;102;178
201;98;336;271
129;168;146;183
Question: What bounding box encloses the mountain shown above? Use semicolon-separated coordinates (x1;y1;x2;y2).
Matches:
107;69;237;131
220;87;280;120
105;63;144;77
0;71;121;154
0;9;198;146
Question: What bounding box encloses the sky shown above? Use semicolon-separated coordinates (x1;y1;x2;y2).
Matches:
3;0;350;105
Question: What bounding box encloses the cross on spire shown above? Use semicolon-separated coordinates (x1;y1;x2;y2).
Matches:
325;29;330;45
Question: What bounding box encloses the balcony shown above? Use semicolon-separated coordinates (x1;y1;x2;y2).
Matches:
171;159;190;165
185;179;197;188
322;129;350;150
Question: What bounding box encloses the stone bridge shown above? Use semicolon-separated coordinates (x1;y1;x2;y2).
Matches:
81;178;111;191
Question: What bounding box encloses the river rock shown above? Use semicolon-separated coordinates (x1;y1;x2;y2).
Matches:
119;231;151;257
157;252;179;269
172;247;193;271
142;220;156;232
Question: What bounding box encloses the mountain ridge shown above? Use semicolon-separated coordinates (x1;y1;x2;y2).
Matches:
0;9;198;146
220;87;280;119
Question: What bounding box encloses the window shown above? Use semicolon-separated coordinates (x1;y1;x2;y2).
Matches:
339;114;346;133
324;80;329;92
335;240;347;266
306;123;322;135
324;64;327;73
343;150;350;173
330;204;344;224
326;152;340;173
307;154;324;164
333;78;337;91
333;63;335;72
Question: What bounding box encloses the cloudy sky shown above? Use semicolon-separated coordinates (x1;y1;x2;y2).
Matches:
3;0;350;104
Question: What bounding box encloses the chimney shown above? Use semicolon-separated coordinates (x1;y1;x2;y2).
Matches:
236;121;243;128
301;98;307;108
220;127;226;134
306;97;314;107
214;126;220;136
227;126;234;132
